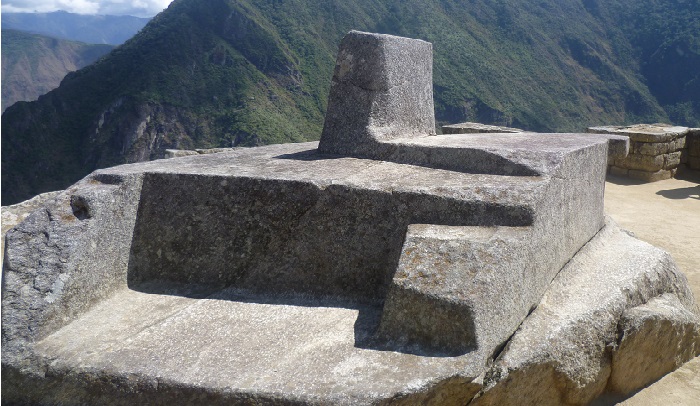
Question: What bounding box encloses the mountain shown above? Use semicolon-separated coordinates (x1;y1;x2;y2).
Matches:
1;11;150;45
1;29;114;112
2;0;699;205
621;0;700;126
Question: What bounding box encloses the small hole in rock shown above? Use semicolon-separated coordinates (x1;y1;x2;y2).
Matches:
70;196;91;220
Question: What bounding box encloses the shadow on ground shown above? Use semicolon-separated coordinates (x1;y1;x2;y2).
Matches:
655;186;700;200
131;281;468;358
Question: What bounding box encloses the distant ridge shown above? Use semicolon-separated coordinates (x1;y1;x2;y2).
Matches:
1;11;150;45
2;0;698;205
1;29;114;111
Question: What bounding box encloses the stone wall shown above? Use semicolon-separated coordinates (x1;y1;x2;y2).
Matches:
587;124;698;182
686;128;700;171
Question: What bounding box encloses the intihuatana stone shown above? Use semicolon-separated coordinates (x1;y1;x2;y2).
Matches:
318;30;435;156
2;31;697;405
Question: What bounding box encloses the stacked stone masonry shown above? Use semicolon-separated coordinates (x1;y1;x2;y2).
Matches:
587;124;700;182
688;128;700;171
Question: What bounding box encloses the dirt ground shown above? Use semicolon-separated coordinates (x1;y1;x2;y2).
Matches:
604;171;700;405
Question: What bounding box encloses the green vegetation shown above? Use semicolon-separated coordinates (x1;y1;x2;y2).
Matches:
2;0;698;204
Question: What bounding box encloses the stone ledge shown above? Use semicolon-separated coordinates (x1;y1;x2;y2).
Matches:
441;122;523;134
588;124;689;143
378;224;532;355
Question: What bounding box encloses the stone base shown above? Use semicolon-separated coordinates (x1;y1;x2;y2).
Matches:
472;219;700;405
609;167;676;182
628;168;676;182
3;218;697;405
608;294;700;394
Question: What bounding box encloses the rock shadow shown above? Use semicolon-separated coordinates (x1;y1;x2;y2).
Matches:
129;280;467;358
655;186;700;200
273;149;347;161
605;175;648;186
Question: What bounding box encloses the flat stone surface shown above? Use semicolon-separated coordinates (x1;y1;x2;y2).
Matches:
104;141;544;195
32;286;482;405
588;124;689;143
385;132;626;173
441;122;523;134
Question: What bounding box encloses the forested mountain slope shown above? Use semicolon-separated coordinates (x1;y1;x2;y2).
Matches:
2;0;698;204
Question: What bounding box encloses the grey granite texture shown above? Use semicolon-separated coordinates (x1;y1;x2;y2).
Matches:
608;294;700;394
1;190;62;268
377;224;532;355
472;219;700;406
2;31;698;405
318;31;435;156
0;134;607;403
2;172;143;346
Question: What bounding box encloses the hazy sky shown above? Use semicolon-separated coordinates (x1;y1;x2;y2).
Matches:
1;0;174;17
